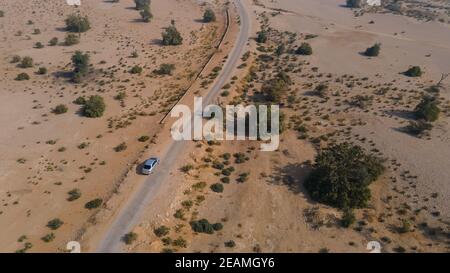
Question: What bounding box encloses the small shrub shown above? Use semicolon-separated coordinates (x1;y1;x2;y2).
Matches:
138;135;150;142
296;42;312;55
162;25;183;46
210;183;224;193
414;96;440;122
256;30;267;43
190;219;215;234
73;96;86;105
212;223;223;231
65;14;91;32
203;9;216;23
172;237;187;248
129;65;143;74
123;232;138;245
404;66;422;77
0;10;4;17
84;198;103;209
64;33;79;46
47;218;64;230
49;37;58;46
154;226;170;237
67;189;81;201
406;120;433;136
83;95;105;118
34;42;44;49
53;104;68;114
114;142;127;152
140;4;153;22
341;209;356;228
15;73;30;81
41;233;55;243
180;164;194;173
134;0;150;10
153;63;175;75
364;43;381;57
224;240;236;248
37;67;48;75
20;56;33;68
11;55;21;63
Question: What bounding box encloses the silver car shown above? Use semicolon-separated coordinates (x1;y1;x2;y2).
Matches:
142;158;159;175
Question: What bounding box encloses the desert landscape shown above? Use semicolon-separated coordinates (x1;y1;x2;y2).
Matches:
0;0;449;253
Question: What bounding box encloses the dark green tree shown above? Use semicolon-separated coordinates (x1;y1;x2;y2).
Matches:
162;25;183;45
65;14;90;33
203;8;216;23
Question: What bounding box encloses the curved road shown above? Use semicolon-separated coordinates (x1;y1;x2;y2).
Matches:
96;0;251;253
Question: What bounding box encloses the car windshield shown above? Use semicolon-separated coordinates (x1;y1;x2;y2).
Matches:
143;165;151;169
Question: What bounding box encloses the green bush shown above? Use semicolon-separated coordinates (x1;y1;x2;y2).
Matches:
341;209;356;228
123;232;138;244
49;37;58;46
256;30;267;43
37;67;48;75
41;233;55;243
405;120;433;136
85;198;103;209
364;43;381;57
64;33;79;46
154;226;170;237
296;42;312;55
404;66;422;77
114;142;127;152
190;219;218;234
304;143;385;209
20;56;33;68
34;42;44;49
224;240;236;248
203;9;216;23
134;0;150;10
71;51;90;82
140;4;153;22
414;96;440;122
212;223;223;231
15;73;30;81
73;96;86;105
67;188;81;201
11;55;21;63
47;218;64;230
130;65;143;74
346;0;363;8
53;104;68;114
138;135;150;142
65;14;90;32
153;63;175;75
83;95;105;118
162;25;183;46
210;183;224;193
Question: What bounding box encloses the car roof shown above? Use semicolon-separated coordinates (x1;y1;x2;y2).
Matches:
144;158;158;165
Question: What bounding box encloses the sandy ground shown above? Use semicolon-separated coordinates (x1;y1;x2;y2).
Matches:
0;0;226;252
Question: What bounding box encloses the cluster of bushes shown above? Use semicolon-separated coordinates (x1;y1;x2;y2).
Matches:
65;14;90;32
190;219;223;234
261;71;292;102
15;73;30;81
304;143;385;209
162;25;183;45
65;33;79;46
406;95;440;136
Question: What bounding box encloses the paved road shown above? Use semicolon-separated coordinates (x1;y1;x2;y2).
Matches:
96;0;251;253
